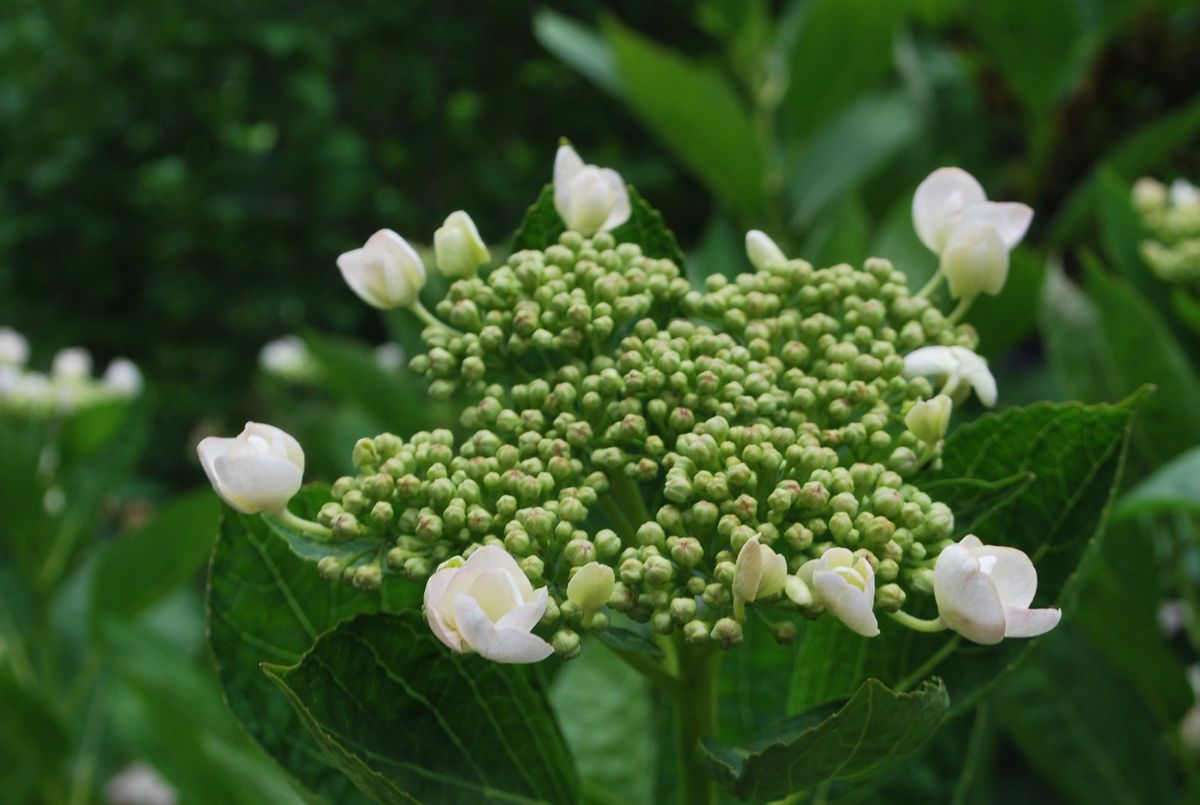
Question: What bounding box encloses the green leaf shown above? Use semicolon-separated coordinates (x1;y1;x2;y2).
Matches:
91;489;221;624
610;187;687;266
264;611;579;805
602;17;765;221
206;490;418;803
593;623;665;661
994;628;1178;805
781;0;902;140
511;184;566;254
533;11;620;96
550;640;658;805
1039;263;1118;403
1115;446;1200;517
703;678;949;801
785;395;1142;716
0;673;71;803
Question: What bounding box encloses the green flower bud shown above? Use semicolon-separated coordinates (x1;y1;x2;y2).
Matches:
875;583;906;613
643;555;675;586
683;619;710;644
332;513;364;540
552;629;582;659
595;529;622;558
710;617;744;649
352;564;382;591
670;537;704;567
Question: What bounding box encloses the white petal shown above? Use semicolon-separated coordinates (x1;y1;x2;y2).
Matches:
814;570;880;637
243;422;304;471
212;452;302;514
959;202;1033;250
553;144;585;212
785;575;812;606
1002;606;1062;638
942;222;1009;300
567;563;615;611
454;595;554;664
598;168;631;232
972;545;1037;609
467;568;525;621
733;536;764;602
745;230;787;271
336;248;386;309
903;346;958;379
913;167;987;253
933;543;1006;644
497;587;548;632
197;436;241;509
424;567;464;652
758;548;788;599
444;545;534;610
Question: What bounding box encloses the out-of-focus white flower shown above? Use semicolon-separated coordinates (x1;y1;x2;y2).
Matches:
0;327;29;367
337;229;426;309
196;422;304;514
52;347;93;381
1132;177;1168;212
259;336;314;382
0;365;19;395
424;545;554;664
374;342;406;372
103;358;143;397
933;534;1061;645
905;394;953;445
733;535;787;605
553;144;630;235
567;561;615;616
42;486;66;516
433;210;490;277
903;345;997;407
1170;179;1200;209
105;761;178;805
913;167;1033;300
799;547;879;637
745;230;787;272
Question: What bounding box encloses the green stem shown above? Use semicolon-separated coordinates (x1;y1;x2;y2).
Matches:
673;639;721;805
916;269;945;299
888;610;948;633
276;508;333;539
410;300;461;334
945;295;973;325
610;473;652;528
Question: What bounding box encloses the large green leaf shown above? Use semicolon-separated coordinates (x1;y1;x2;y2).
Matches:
206;488;419;803
0;672;71;803
703;678;948;801
264;611;579;805
602;17;765;222
511;184;566;255
1039;263;1118;403
1115;446;1200;517
993;628;1178;805
532;10;620;96
785;395;1142;715
92;489;221;625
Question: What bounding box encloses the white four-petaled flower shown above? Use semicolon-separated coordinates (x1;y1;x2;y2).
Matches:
553;144;631;235
799;547;879;637
903;345;997;408
197;422;305;514
433;210;490;278
933;534;1061;645
337;229;426;310
424;545;554;664
913;167;1033;300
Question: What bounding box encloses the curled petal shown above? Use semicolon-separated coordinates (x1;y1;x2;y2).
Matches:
933;542;1007;645
972;545;1037;610
598;168;631;232
733;537;764;602
212;452;302;514
424;567;464;652
1002;606;1062;638
454;595;555;664
959;201;1034;250
813;570;880;637
903;346;960;379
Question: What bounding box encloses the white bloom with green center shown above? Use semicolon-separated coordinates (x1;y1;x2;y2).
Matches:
0;327;29;367
913;167;1033;300
553;144;630;235
424;545;554;664
933;534;1061;645
337;229;426;310
744;230;787;271
903;345;997;407
433;210;490;277
799;547;879;637
197;422;305;514
905;394;953;445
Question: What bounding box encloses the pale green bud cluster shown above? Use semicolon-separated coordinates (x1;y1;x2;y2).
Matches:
315;229;977;656
1133;177;1200;285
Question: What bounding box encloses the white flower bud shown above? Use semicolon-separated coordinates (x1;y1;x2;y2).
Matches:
423;545;554;664
912;167;1032;299
1170;178;1200;209
567;561;615;614
1132;177;1167;212
103;358;143;397
905;394;952;445
433;210;490;278
105;761;178;805
745;230;787;271
553;144;631;235
903;345;997;408
337;229;426;309
259;336;313;381
0;327;29;367
799;547;879;637
733;535;787;606
52;347;93;381
933;534;1061;645
197;422;305;514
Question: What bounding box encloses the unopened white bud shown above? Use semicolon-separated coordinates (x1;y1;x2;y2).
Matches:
433;210;490;278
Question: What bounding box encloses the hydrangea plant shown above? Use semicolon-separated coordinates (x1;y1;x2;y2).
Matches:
201;145;1143;804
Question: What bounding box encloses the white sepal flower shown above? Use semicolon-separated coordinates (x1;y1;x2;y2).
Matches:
799;547;879;637
553;144;630;235
733;535;787;605
196;422;305;514
433;210;490;278
103;358;143;397
337;229;426;309
424;545;554;664
745;230;787;272
905;394;952;445
913;167;1033;299
567;561;615;614
0;327;29;367
52;347;93;381
903;345;997;408
933;534;1061;645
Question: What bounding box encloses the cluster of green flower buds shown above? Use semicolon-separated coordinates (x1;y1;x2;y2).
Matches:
307;212;988;657
1133;176;1200;284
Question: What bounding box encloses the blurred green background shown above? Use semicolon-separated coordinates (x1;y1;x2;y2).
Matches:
2;0;1200;802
